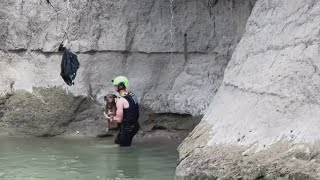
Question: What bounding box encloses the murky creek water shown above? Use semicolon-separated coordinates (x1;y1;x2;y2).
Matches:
0;137;178;180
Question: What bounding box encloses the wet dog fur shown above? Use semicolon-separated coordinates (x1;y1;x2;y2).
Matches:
104;94;119;130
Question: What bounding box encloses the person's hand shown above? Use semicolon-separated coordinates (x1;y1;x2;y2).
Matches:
104;112;113;122
104;112;110;121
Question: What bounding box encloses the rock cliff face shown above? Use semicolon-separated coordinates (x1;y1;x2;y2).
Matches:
0;0;254;136
177;0;320;179
4;0;318;179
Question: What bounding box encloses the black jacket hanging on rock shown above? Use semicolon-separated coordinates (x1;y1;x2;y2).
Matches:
60;49;80;86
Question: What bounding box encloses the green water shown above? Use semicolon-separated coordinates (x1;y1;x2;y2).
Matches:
0;137;178;180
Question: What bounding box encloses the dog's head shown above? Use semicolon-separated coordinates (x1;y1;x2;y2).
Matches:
104;94;117;104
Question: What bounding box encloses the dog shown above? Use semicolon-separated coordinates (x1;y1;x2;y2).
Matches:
104;94;119;130
104;94;117;116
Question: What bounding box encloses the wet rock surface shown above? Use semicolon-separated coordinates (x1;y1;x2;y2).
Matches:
0;87;106;137
177;124;320;179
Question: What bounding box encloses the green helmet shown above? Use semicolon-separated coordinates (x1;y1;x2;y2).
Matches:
112;76;129;88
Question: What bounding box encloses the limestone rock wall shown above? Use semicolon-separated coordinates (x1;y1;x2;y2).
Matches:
0;0;254;117
177;0;320;179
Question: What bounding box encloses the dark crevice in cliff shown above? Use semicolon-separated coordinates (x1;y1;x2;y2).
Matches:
183;33;189;69
207;0;219;18
137;110;202;143
122;19;139;72
142;112;201;133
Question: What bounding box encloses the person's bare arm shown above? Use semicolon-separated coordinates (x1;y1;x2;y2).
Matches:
110;98;124;123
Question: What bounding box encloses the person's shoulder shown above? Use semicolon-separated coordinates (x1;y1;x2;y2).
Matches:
128;91;139;104
117;96;127;104
128;91;137;97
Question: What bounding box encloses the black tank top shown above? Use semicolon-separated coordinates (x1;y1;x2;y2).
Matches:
122;92;139;126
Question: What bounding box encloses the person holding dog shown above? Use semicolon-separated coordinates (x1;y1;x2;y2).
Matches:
104;76;140;147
